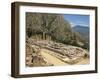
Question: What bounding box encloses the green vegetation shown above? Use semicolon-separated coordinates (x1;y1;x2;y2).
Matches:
26;13;89;50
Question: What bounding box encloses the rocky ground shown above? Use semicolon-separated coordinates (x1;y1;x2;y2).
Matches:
26;38;89;67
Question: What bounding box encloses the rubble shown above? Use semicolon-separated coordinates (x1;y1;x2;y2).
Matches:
26;38;89;66
26;40;54;67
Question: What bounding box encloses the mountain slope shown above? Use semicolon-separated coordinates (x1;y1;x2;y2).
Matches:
26;13;89;49
73;25;89;41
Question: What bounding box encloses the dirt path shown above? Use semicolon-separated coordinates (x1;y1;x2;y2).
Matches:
40;49;89;66
41;49;68;66
76;58;89;65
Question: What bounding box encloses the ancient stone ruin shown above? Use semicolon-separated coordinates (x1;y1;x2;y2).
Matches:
26;38;89;67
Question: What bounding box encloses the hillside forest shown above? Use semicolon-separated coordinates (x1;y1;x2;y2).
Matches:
26;12;89;67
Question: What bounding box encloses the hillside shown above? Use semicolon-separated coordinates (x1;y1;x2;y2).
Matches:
26;13;88;49
26;13;89;67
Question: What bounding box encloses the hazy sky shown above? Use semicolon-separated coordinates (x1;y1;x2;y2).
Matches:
63;14;90;27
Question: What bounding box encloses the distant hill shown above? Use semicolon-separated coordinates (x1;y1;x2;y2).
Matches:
72;25;89;41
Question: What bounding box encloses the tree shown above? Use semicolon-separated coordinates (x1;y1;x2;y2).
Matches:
40;14;57;40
